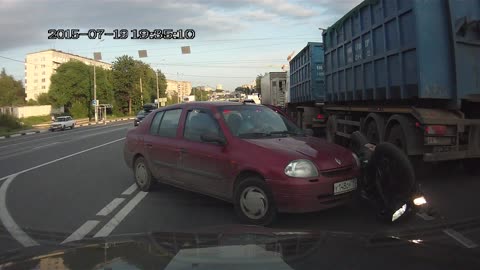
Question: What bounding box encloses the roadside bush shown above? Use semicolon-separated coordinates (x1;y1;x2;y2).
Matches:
26;99;39;106
20;115;52;126
69;101;88;118
0;113;22;129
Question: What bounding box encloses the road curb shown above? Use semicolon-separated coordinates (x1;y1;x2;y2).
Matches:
0;118;134;140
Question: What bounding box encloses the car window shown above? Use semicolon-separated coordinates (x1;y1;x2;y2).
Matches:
157;109;182;138
220;105;302;137
183;109;222;142
149;111;164;134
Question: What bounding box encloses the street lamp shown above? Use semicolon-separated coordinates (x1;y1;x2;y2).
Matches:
93;39;105;124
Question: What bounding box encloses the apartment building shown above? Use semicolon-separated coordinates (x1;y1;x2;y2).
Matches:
166;79;192;98
24;49;111;100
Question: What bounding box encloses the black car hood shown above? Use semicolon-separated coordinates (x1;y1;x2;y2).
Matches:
1;225;479;270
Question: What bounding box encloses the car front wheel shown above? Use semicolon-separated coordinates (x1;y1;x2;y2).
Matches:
134;156;154;191
234;176;277;226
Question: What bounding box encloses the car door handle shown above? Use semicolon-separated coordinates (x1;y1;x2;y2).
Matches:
179;148;188;154
146;143;153;148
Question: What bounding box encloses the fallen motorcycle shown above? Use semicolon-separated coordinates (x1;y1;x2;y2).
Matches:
349;131;429;223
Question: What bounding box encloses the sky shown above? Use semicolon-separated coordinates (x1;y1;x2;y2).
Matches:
0;0;361;91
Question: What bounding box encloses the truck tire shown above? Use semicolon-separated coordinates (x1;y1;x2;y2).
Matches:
326;115;338;144
365;142;416;212
366;120;381;144
386;124;407;153
349;131;369;155
233;176;277;226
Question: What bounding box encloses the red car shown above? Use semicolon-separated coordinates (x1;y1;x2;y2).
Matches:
124;102;360;225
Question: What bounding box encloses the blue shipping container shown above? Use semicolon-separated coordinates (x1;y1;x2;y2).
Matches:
322;0;480;107
289;42;326;103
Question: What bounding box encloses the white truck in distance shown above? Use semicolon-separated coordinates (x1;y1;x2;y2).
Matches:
49;116;76;131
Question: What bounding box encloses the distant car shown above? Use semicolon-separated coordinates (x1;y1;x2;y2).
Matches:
134;110;149;126
49;116;75;131
124;102;360;225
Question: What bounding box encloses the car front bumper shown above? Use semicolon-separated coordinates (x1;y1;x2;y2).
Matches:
267;169;360;213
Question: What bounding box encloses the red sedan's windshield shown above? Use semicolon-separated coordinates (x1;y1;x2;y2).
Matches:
219;105;302;137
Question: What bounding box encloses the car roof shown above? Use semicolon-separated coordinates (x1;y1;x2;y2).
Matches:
156;101;261;111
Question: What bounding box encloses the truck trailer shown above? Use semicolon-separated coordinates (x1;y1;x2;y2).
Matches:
285;0;480;168
260;72;287;107
287;42;327;135
320;0;480;167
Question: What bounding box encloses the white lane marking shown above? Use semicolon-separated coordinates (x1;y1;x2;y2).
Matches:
443;229;478;249
32;142;60;150
0;137;125;181
61;220;100;244
94;191;148;238
96;198;125;216
121;184;138;196
0;174;39;247
416;212;435;221
0;122;129;150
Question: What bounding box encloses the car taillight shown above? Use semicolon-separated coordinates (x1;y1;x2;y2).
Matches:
316;114;325;120
425;125;447;135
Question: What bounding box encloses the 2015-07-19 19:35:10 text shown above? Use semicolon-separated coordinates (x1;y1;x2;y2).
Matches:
47;28;196;40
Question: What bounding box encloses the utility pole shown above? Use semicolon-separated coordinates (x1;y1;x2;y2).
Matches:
140;77;143;106
156;70;160;108
93;64;97;123
93;39;104;124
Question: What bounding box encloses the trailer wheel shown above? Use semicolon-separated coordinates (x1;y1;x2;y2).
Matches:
386;124;407;153
326;115;338;143
366;120;381;144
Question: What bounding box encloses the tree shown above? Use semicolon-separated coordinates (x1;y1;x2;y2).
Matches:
111;56;164;115
26;99;39;106
49;60;113;117
255;74;263;94
37;93;51;105
0;68;25;106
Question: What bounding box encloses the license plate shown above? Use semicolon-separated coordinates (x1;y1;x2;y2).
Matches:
334;178;357;195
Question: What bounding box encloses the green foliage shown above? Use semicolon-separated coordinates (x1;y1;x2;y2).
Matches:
0;68;26;106
36;93;51;105
235;86;252;95
26;99;39;106
112;55;168;114
0;113;22;129
166;93;179;106
49;60;113;119
255;74;263;94
191;87;209;101
70;101;89;118
20;115;52;126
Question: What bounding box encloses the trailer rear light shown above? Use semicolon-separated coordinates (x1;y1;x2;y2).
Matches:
316;114;325;119
424;125;455;136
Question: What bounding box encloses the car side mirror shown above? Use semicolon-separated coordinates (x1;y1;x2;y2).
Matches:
304;128;314;136
201;133;226;145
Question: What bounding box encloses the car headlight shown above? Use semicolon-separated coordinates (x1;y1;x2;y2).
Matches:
352;153;361;168
284;159;318;178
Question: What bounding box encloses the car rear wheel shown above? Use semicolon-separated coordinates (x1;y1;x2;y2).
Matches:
234;177;277;226
71;124;75;129
134;157;154;191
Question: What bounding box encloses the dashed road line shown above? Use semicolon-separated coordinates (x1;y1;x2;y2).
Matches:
96;198;125;216
61;220;100;244
443;229;478;248
94;191;148;238
121;184;138;196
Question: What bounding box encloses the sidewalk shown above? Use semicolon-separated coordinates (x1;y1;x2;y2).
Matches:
0;117;135;139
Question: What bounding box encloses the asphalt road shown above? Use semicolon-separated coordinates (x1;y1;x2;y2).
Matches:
0;122;479;255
